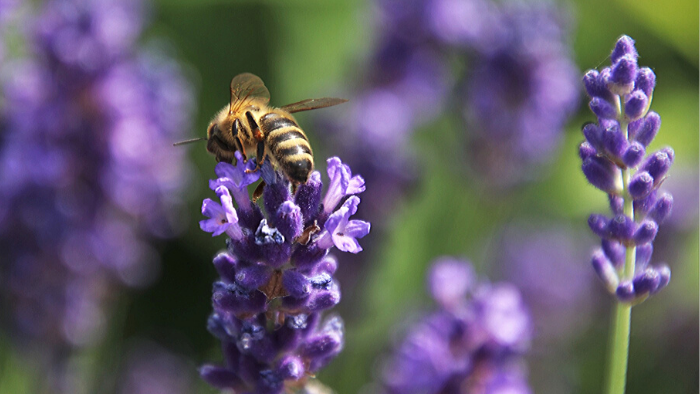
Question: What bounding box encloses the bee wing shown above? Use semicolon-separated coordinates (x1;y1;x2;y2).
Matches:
280;98;348;113
229;73;270;113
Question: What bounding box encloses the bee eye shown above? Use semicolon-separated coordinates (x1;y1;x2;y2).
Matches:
208;124;219;137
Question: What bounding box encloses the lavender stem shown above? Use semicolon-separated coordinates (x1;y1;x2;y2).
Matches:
605;302;631;394
605;93;635;394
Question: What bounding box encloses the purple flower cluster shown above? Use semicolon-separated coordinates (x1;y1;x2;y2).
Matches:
497;224;595;342
463;3;579;185
199;155;370;393
381;258;532;394
0;0;194;350
581;35;672;303
319;0;578;212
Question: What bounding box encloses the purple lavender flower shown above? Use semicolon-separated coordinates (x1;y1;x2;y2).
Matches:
497;224;596;342
118;341;195;394
463;3;579;186
581;35;672;303
381;257;532;394
200;156;369;393
0;0;194;363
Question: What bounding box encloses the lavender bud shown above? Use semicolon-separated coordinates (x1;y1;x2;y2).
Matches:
582;122;604;151
652;265;671;294
589;97;618;120
263;176;291;219
610;35;638;63
650;193;673;224
213;252;238;283
622;142;645;168
634;190;658;217
304;286;341;312
609;195;625;215
607;55;638;95
276;355;305;381
636;243;654;269
633;220;658;245
294;171;322;224
660;147;675;163
602;123;629;159
579;141;597;161
275;202;303;242
635;67;656;98
212;282;267;316
615;282;635;302
628;171;654;199
314;255;338;276
583;70;614;102
602;239;625;268
633;111;661;147
640;150;673;182
632;268;661;295
591;250;620;292
207;313;229;340
589;214;612;239
608;215;635;242
235;264;272;291
302;317;344;372
582;156;621;194
282;270;311;298
624;90;648;121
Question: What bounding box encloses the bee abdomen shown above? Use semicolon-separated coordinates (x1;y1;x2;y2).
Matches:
261;113;313;183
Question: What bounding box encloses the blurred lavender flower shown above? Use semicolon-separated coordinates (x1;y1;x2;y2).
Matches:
200;155;369;393
0;0;194;360
381;257;532;394
581;35;671;303
118;341;195;394
497;224;596;341
463;2;579;186
319;0;578;218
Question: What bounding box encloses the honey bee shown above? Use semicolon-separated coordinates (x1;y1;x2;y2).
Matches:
177;73;347;185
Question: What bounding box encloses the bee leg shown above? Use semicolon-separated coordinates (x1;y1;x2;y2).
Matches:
245;141;266;174
252;180;266;202
234;137;247;161
232;120;247;161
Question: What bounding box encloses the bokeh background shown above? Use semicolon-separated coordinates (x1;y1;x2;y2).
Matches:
0;0;697;393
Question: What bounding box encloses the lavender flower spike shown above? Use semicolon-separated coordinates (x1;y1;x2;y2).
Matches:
581;35;674;394
199;156;369;393
0;1;195;390
581;35;672;303
381;258;532;394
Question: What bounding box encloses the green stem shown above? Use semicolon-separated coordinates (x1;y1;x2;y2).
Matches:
605;301;632;394
604;107;636;394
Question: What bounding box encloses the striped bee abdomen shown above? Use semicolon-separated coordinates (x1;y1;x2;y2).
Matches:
261;112;314;184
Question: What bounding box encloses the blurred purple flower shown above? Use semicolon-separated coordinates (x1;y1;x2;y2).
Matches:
200;156;369;393
0;0;194;366
381;258;532;394
118;341;195;394
464;3;579;186
497;224;596;341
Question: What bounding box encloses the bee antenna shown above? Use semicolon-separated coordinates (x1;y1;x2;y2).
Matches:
173;137;206;147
